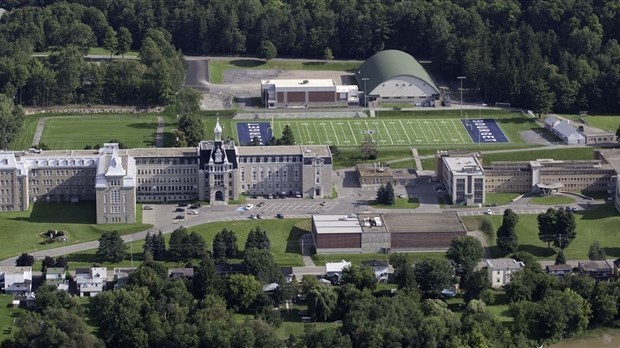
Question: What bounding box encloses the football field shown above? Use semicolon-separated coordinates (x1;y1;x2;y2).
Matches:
269;118;479;146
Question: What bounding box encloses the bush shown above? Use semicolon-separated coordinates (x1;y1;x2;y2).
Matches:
480;289;496;305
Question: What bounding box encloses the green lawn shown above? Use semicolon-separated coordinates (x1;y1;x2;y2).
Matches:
445;293;512;323
311;251;446;266
0;202;151;261
208;58;361;84
67;218;311;269
369;197;420;209
0;295;25;342
481;147;595;163
88;47;139;57
530;195;576;205
485;192;521;206
40;115;159;149
461;204;620;259
561;114;620;133
10;114;45;150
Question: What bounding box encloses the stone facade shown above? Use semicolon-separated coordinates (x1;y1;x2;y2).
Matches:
0;119;332;223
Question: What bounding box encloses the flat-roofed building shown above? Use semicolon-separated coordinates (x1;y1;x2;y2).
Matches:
486;259;524;288
261;79;359;108
597;149;620;213
441;156;485;205
311;213;466;253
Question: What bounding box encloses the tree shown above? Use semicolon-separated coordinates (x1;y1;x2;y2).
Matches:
588;240;606;260
461;268;490;302
34;285;74;313
151;230;166;260
616;124;620;142
375;184;386;204
177;114;204;147
16;252;34;266
359;135;377;160
175;88;202;116
259;40;277;61
280;124;295;145
13;308;104;348
0;94;25;150
245;226;270;250
306;283;338;321
496;208;519;253
389;253;417;289
41;256;67;271
323;47;334;60
383;181;395;205
446;236;484;274
187;231;207;259
116;27;132;59
537;208;557;248
329;145;341;161
103;27;117;58
555;249;566;265
413;259;454;297
96;231;126;263
193;258;222;300
225;274;262;312
243;248;282;284
341;265;377;291
212;231;228;262
554;208;577;249
168;226;189;261
304;326;351;348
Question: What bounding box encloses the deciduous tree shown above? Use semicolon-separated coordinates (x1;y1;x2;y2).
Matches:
258;40;277;61
359;135;377;160
0;94;25;150
103;27;117;58
588;240;606;260
15;253;34;267
224;274;262;312
341;265;377;291
446;236;484;273
115;27;132;59
413;258;454;297
307;283;338;321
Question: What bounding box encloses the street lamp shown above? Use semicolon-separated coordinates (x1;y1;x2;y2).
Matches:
361;77;369;107
457;76;466;123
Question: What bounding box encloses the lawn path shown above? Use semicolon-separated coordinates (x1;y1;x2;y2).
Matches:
155;116;164;147
32;118;46;146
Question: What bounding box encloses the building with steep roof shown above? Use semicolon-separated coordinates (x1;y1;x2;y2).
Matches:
355;50;440;106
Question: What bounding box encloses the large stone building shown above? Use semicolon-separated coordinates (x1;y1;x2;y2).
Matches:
0;119;332;223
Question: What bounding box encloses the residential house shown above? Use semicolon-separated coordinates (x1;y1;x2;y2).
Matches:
361;260;389;283
45;267;69;291
578;260;612;281
325;260;351;283
169;268;194;280
613;258;620;275
0;267;33;294
74;267;107;297
12;292;36;309
485;259;525;288
113;268;134;289
545;264;573;278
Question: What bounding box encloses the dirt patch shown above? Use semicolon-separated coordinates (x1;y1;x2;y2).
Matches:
200;94;233;110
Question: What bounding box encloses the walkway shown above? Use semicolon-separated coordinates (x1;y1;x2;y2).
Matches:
411;148;423;171
32;118;46;146
300;233;316;267
155;116;164;147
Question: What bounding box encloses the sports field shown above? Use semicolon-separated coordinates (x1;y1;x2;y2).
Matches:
40;115;158;149
268;118;494;146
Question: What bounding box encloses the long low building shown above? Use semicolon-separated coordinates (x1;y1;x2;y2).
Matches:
261;79;359;108
311;213;466;253
0;119;333;223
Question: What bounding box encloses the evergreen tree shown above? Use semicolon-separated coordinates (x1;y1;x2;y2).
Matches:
258;40;277;61
142;231;154;256
497;209;519;253
212;231;227;262
384;181;395;205
222;228;238;258
376;184;386;204
280;125;295;145
187;232;207;259
152;231;166;260
168;226;189;261
616;124;620;142
96;231;126;263
245;226;270;250
555;249;566;265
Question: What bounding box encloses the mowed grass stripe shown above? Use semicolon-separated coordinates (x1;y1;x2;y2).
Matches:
41;116;157;150
451;119;468;143
398;120;412;143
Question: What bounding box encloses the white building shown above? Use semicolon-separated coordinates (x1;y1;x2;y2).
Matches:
75;267;107;297
45;267;69;291
441;156;485;205
0;267;33;294
552;121;586;145
325;260;351;283
361;260;389;282
486;259;525;288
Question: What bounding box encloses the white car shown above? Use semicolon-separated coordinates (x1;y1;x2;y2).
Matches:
188;210;198;215
245;203;254;210
484;209;493;215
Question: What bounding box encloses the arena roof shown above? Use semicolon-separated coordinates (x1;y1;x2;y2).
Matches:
355;50;439;95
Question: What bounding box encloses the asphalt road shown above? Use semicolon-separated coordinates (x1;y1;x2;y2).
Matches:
184;58;210;92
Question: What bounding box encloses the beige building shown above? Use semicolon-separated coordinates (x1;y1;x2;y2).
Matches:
0;119;332;223
441;156;485;206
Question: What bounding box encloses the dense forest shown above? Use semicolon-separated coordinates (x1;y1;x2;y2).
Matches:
1;0;620;112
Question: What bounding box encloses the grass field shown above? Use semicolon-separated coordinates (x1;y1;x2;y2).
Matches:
461;204;620;259
67;218;310;269
561;114;620;133
369;197;420;209
485;192;521;206
40;115;159;149
530;195;576;205
0;295;24;342
208;58;362;84
0;202;151;261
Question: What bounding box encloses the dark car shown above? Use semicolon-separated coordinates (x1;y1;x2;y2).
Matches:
174;215;185;220
189;205;199;210
257;202;266;207
276;213;284;219
143;206;153;210
178;203;188;207
175;207;185;212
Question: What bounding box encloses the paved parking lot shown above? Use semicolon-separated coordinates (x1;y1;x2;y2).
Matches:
248;200;332;212
458;208;560;216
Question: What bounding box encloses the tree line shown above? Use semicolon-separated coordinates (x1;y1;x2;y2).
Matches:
2;0;620;112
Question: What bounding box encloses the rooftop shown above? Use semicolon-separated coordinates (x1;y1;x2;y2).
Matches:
238;145;331;157
579;260;612;272
383;213;466;233
128;147;197;157
356;163;393;177
261;79;336;88
443;156;484;175
313;215;363;235
485;258;525;270
325;260;351;273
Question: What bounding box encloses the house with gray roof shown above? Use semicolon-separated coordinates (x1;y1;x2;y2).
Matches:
355;50;440;106
486;259;524;288
552;121;586;145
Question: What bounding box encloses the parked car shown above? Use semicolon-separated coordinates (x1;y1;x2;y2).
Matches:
397;193;405;198
189;205;199;210
257;214;263;219
276;213;284;219
257;202;266;207
178;203;188;207
174;215;185;220
484;209;493;215
188;210;198;215
320;201;328;206
245;203;254;210
143;206;153;210
267;194;273;199
175;207;185;212
249;214;257;219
